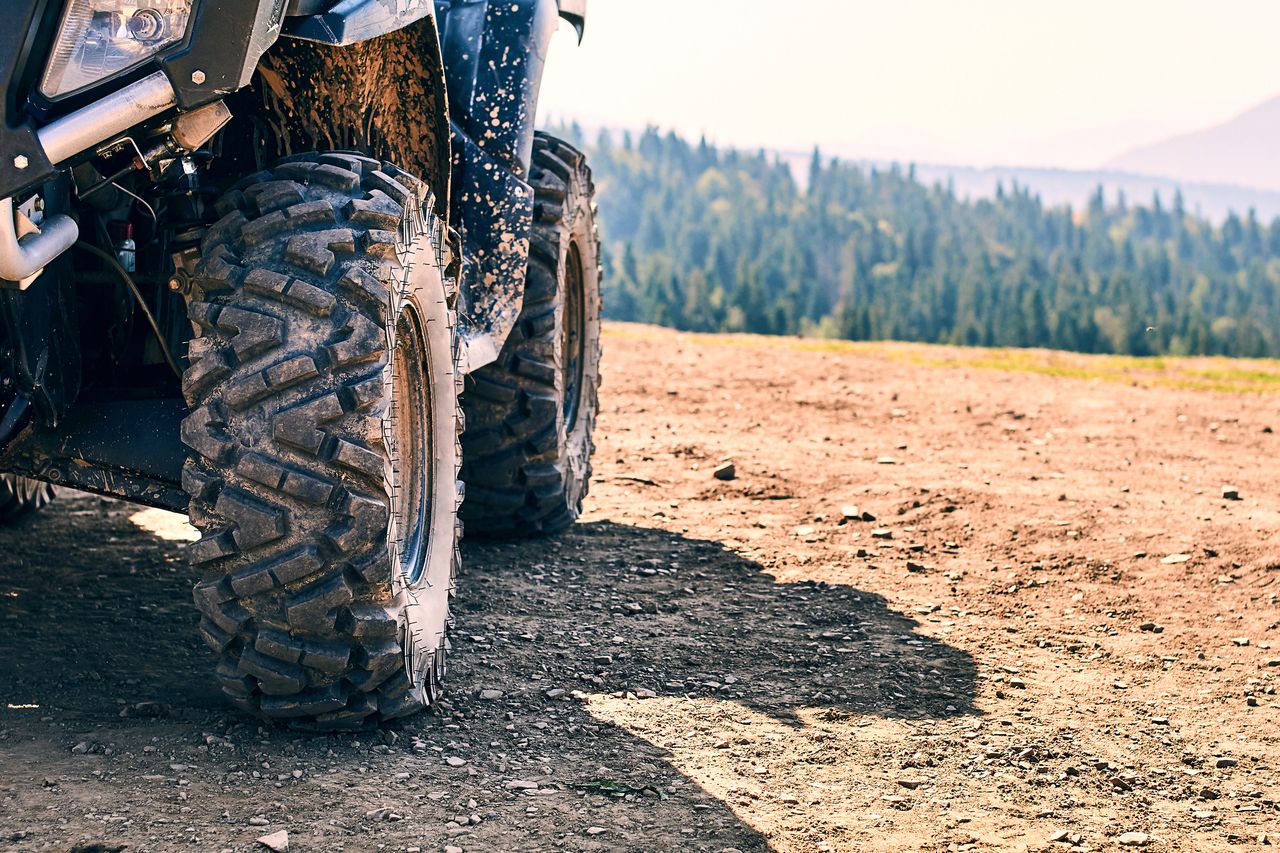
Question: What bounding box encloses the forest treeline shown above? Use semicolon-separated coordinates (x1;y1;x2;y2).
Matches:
570;126;1280;357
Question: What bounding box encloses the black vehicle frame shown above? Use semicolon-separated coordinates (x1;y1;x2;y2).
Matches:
0;0;602;727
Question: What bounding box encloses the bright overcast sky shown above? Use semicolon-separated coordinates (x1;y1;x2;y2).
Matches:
538;0;1280;169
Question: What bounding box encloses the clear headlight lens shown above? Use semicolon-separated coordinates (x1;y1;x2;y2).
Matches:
40;1;194;100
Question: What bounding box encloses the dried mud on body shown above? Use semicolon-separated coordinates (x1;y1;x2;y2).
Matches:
1;322;1278;853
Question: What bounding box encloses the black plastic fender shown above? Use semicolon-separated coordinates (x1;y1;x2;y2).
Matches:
434;0;559;372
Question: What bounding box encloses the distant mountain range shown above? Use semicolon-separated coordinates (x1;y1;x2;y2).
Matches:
774;152;1280;224
560;96;1280;223
1105;94;1280;192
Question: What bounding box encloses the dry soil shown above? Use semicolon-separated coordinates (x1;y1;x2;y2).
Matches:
1;322;1277;853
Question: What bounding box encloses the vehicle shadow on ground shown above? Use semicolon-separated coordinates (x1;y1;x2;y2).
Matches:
459;520;977;724
0;498;977;851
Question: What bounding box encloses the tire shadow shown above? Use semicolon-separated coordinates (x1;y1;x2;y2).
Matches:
460;519;977;724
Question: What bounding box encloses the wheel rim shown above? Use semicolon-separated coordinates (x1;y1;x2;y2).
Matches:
561;240;587;432
389;307;432;585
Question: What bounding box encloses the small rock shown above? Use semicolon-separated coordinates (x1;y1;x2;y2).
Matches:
1222;487;1241;500
861;510;877;522
634;688;657;699
876;456;898;465
1161;553;1191;564
871;529;893;539
840;505;861;520
445;756;467;767
1232;637;1250;647
593;654;613;667
249;816;270;826
70;742;90;755
445;847;463;853
896;778;925;789
1113;681;1129;690
1117;831;1150;847
713;463;736;481
478;689;503;700
1009;677;1026;689
505;780;539;790
256;830;289;852
586;827;607;836
1215;757;1238;768
545;688;566;698
1048;829;1071;843
1139;622;1164;633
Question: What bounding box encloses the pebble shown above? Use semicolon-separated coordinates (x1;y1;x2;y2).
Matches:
446;757;467;767
249;816;270;826
840;505;860;520
713;463;736;481
1117;831;1150;846
871;529;893;539
1215;757;1238;768
1222;486;1241;500
545;688;566;698
1232;637;1250;647
256;830;289;852
1138;622;1164;633
586;827;607;836
876;456;898;465
505;780;539;790
1008;677;1026;689
1161;553;1191;564
445;847;463;853
478;689;504;700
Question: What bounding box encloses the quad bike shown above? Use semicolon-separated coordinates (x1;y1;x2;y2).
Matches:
0;0;601;728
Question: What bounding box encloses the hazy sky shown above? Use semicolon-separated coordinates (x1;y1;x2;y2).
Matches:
538;0;1280;169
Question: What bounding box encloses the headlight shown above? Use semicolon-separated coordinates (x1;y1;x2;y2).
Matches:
40;1;194;100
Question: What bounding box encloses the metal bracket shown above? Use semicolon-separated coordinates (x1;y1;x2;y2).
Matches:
0;197;77;290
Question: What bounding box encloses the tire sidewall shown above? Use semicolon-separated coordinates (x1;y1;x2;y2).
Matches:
390;195;461;702
558;184;602;516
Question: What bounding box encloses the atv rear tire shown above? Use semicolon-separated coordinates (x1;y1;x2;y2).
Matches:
460;134;602;538
182;154;462;728
0;474;54;523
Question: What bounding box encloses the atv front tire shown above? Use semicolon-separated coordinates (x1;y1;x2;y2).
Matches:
0;474;54;523
182;154;461;727
460;134;602;538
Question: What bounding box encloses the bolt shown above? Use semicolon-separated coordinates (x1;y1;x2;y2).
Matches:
13;155;28;170
190;69;206;85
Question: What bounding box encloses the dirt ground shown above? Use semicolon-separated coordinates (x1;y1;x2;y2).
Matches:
1;322;1278;853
